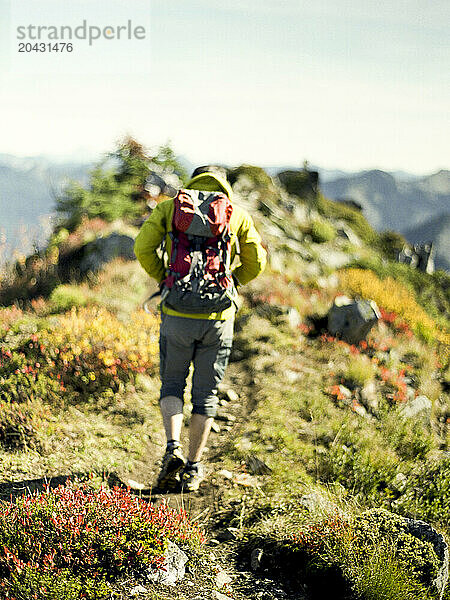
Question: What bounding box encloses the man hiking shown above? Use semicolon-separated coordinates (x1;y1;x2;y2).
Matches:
134;165;266;492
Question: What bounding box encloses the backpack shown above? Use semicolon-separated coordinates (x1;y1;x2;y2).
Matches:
160;189;237;313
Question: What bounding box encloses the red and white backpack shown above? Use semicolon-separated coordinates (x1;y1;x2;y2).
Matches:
160;189;237;313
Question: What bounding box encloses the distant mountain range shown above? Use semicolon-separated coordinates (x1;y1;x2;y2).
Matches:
1;154;448;270
320;169;449;271
0;154;91;261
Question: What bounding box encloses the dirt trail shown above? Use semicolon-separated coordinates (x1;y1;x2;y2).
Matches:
116;354;302;600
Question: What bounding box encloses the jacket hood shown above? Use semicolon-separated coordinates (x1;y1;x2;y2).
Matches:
185;172;233;200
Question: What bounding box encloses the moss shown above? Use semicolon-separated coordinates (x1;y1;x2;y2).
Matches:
353;509;440;587
310;220;337;243
317;194;378;245
49;285;87;313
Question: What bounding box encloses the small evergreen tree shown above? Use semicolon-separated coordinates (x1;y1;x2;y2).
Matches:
56;137;187;233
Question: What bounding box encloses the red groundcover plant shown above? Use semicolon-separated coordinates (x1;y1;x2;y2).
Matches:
0;483;204;600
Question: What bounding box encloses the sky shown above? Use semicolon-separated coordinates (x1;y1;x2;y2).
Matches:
0;0;449;173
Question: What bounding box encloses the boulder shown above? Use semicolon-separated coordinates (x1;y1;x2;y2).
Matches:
59;232;136;279
146;540;188;586
360;380;379;412
400;395;432;421
356;509;448;599
328;296;380;344
277;169;319;199
79;232;136;274
405;517;449;599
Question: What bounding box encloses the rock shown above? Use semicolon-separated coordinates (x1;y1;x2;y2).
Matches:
286;307;301;329
216;411;236;423
130;584;148;595
360;380;379;412
269;250;285;272
245;453;272;475
216;527;239;541
251;548;264;571
315;247;352;270
328;296;381;344
126;479;146;490
316;273;339;289
211;421;221;433
335;222;362;247
234;473;258;487
391;472;408;493
405;518;449;599
218;469;233;480
285;369;301;383
215;570;232;588
353;403;369;418
338;385;352;400
226;388;239;402
400;395;432;421
214;592;230;600
146;541;188;586
79;233;136;275
277;169;319;199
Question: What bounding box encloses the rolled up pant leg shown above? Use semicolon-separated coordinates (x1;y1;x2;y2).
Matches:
191;318;234;417
159;314;195;403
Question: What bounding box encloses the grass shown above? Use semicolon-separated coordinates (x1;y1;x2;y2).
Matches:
340;354;376;388
0;171;448;599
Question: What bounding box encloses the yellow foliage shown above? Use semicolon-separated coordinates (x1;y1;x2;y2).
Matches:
39;306;159;373
339;269;449;346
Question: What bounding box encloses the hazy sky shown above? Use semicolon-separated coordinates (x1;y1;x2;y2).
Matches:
0;0;448;173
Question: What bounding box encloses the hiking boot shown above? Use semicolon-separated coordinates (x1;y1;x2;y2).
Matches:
157;447;185;491
180;462;204;493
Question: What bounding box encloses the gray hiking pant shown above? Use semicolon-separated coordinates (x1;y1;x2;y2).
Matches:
159;313;234;417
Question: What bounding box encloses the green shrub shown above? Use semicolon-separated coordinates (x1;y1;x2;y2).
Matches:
242;508;434;600
393;458;450;527
375;230;409;261
341;355;376;388
317;194;377;245
311;220;337;243
353;509;440;587
49;285;87;312
318;441;398;500
0;401;40;450
227;164;274;188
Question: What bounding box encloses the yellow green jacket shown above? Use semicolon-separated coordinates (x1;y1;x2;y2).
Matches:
134;172;266;319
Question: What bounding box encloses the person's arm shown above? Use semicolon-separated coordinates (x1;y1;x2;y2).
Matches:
134;200;170;283
232;211;267;286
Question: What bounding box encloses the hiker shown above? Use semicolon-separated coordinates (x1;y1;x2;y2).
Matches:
134;165;266;492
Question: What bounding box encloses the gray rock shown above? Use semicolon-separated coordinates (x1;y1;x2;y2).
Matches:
215;570;232;588
315;247;352;270
337;385;352;400
130;584;148;596
400;395;432;421
405;518;449;599
146;540;188;586
251;548;264;571
286;307;301;329
226;388;239;402
353;403;369;418
361;380;379;412
328;296;380;344
80;232;136;274
335;222;362;247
